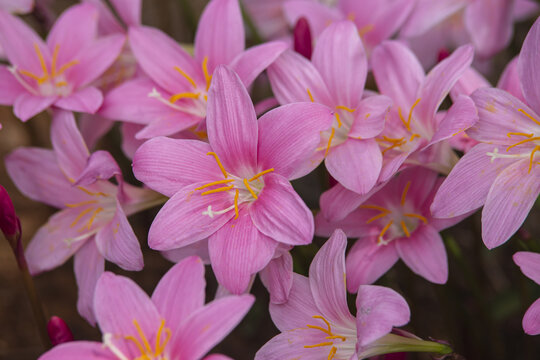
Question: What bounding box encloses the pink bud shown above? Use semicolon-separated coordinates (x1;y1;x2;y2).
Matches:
293;17;312;59
437;48;451;62
47;316;74;346
0;185;20;238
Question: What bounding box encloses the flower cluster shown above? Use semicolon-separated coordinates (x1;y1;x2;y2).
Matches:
0;0;539;359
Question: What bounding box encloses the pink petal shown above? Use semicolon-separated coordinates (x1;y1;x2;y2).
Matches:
128;26;202;93
151;256;205;334
110;0;141;26
82;0;123;35
523;297;540;335
312;21;367;107
395;225;448;284
74;151;121;186
38;341;114;360
348;95;392;139
315;208;377;239
206;65;258;177
203;355;232;360
482;159;540;249
55;87;103;114
355;284;410;346
371;40;424;110
14;93;56;122
46;3;98;63
74;239;104;325
148;182;234;250
209;211;277;294
133;137;223;197
399;0;467;37
195;0;244;73
0;65;25;104
254;328;332;360
260;251;293;304
450;67;490;100
430;143;515;218
250;173;314;246
319;183;378;222
50;109;90;180
135;112;200;139
121;123;145;159
518;16;540;115
162;239;210;264
230;41;287;87
174;295;254;360
514;251;540;284
257;102;333;179
79;113;114;149
326;138;382;195
283;0;341;37
498;57;525;103
309;229;355;324
95;204;143;271
346;238;399;291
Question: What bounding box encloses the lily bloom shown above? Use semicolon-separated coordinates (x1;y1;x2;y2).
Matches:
431;16;540;249
371;41;477;182
133;65;333;294
0;3;125;121
316;167;467;288
100;0;287;140
5;110;164;324
255;229;452;359
514;251;540;335
39;256;254;360
268;21;392;194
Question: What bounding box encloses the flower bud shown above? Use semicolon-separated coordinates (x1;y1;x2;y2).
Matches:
293;17;312;59
47;316;74;346
0;185;25;269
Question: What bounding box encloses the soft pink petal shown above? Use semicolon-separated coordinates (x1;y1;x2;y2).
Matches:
326;138;382;195
74;151;121;186
55;87;103;114
312;21;367;107
395;225;448;284
230;41;287;87
135;113;200;139
148;182;235;250
399;0;467;37
14;93;56;122
523;297;540;335
133;137;223;197
82;0;123;35
283;0;341;37
346;238;399;291
206;65;258;177
518;16;540;115
74;239;104;325
250;173;314;246
371;41;424;110
110;0;141;26
257;102;333;179
0;65;25;104
514;251;540;284
121;123;145;159
38;341;114;360
203;355;232;360
174;295;254;360
79;113;114;149
152;256;205;334
315;209;377;238
319;183;378;222
482;160;540;249
498;57;525;103
95;204;143;271
355;284;410;346
514;0;540;20
128;26;201;93
259;251;293;304
348;95;391;139
309;229;355;324
254;328;332;360
209;211;277;294
450;67;490;101
162;239;210;264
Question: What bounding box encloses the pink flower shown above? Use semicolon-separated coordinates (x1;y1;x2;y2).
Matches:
38;256;254;360
514;251;540;335
371;41;477;182
133;65;333;294
255;229;451;359
0;3;125;121
100;0;287;140
316;167;466;289
5;110;163;324
431;16;540;249
268;21;392;194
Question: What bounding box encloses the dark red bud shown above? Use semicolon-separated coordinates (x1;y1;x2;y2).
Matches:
437;48;451;63
0;185;20;238
293;17;312;59
47;316;74;346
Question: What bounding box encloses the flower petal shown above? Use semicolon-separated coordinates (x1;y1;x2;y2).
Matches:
348;95;391;139
74;239;104;325
250;173;314;245
0;65;25;104
38;341;114;360
209;211;277;294
283;0;341;37
259;250;293;304
13;93;56;122
498;57;525;103
74;151;121;186
319;183;380;222
399;0;467;37
79;113;114;150
518;16;540;115
55;87;103;114
230;41;287;88
514;251;540;284
523;297;540;335
395;225;448;284
450;67;490;100
162;239;210;264
110;0;141;26
254;328;331;360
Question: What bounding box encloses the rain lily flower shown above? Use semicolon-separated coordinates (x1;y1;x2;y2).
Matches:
431;16;540;249
316;167;467;288
39;256;254;360
255;229;452;359
100;0;287;140
268;21;392;194
371;41;477;182
5;110;164;324
514;251;540;335
133;65;333;294
0;3;125;121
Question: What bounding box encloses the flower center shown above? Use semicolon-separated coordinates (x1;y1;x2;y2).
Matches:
360;181;428;245
376;98;422;155
304;315;350;360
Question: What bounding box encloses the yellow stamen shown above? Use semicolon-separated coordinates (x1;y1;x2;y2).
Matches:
307;88;314;102
200;185;234;195
195;179;234;190
34;43;49;82
366;212;389;224
65;200;98;208
328;346;338;360
51;45;60;77
358;24;374;37
382;135;405;143
409;133;420;141
506;137;540;151
335;105;355;113
334;112;342;128
207;152;228;178
234;189;239;219
400;220;411;237
76;186;108;197
378;220;393;243
133;319;153;354
243;178;258;199
174;66;197;88
381;141;404;155
325;335;346;341
408;98;421;126
56;60;79;75
155;319;171;356
398;98;421;131
55;81;68;87
84;207;103;230
529;146;540;173
169;91;200;103
306;324;332;335
249;168;275;182
404;213;428;224
400;181;411;206
304;342;333;348
202;56;212;91
360;204;391;213
124;335;148;359
312;315;331;332
518;108;540;126
507;132;533;138
70;208;93;228
18;69;43;82
324;128;335;157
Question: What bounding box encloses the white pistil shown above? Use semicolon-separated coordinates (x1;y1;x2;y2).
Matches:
486;147;531;163
102;333;129;360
